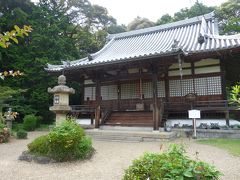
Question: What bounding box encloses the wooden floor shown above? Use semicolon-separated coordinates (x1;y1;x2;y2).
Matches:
104;111;153;127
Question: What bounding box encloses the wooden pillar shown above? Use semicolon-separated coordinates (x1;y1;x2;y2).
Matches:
90;113;94;125
220;57;227;100
95;77;101;128
117;81;121;110
164;71;169;102
225;110;230;126
152;66;159;130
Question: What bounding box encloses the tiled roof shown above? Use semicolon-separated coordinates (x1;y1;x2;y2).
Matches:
46;12;240;72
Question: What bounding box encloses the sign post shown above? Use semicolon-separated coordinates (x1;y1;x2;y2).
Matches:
188;109;201;139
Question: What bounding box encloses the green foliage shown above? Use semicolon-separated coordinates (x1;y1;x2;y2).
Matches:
27;120;94;162
156;14;173;26
107;24;126;34
12;122;24;132
74;136;94;159
23;114;37;131
28;135;49;156
123;144;221;180
48;120;85;161
229;84;240;106
0;25;32;48
36;116;43;128
127;17;154;31
16;129;27;139
0;0;115;124
156;2;214;26
216;0;240;34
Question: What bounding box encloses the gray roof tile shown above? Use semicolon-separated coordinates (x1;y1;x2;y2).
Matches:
46;12;240;72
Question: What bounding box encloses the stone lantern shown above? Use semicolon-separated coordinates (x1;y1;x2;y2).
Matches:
48;75;75;126
4;108;14;130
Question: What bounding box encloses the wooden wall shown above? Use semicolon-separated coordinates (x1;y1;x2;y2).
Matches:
83;58;224;105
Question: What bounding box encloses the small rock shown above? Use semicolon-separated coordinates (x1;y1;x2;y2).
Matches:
18;151;33;162
33;156;51;164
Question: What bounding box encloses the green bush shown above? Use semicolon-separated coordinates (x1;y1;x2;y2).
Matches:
12;123;24;131
123;144;222;180
74;136;94;159
48;120;85;161
36;116;43;128
28;135;49;156
16;129;28;139
27;120;94;162
23;114;37;131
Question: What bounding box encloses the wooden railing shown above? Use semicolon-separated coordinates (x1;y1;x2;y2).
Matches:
71;105;95;113
101;109;112;125
164;100;239;112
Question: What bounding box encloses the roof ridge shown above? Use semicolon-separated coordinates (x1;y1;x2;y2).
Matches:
108;12;215;40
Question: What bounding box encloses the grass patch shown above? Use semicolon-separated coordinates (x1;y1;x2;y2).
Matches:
197;138;240;156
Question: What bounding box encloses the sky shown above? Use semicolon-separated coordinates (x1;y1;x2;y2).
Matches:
89;0;227;24
31;0;228;25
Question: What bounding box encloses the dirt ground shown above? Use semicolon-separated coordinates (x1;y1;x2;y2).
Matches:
0;131;239;180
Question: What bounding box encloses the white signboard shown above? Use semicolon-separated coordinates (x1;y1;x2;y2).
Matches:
188;109;201;119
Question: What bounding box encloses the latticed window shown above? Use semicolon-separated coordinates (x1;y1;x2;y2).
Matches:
84;86;96;100
169;76;222;97
207;76;222;95
169;79;181;97
121;83;138;99
157;81;165;97
142;82;152;98
181;79;194;95
101;85;118;100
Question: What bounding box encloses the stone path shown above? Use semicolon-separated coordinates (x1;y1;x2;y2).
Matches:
0;131;239;180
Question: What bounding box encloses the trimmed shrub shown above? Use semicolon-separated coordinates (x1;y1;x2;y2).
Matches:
28;135;49;156
48;120;85;161
23;115;37;131
27;120;94;162
123;144;222;180
74;136;94;159
16;129;28;139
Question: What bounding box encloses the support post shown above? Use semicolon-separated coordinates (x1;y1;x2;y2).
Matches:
225;110;230;126
152;66;159;130
117;81;121;110
164;71;169;102
95;77;101;128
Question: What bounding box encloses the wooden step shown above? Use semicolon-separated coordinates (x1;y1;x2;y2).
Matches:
105;111;153;127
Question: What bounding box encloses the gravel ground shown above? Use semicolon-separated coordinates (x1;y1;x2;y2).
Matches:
0;131;240;180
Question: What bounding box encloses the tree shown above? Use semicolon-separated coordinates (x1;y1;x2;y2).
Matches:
156;14;173;26
0;25;32;121
216;0;240;34
107;24;126;34
0;0;116;123
127;17;154;31
155;2;215;26
173;2;215;21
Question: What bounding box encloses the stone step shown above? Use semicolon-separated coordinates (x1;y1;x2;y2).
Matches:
85;129;177;142
100;125;153;131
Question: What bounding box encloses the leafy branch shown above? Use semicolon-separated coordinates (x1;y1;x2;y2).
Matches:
0;25;32;48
